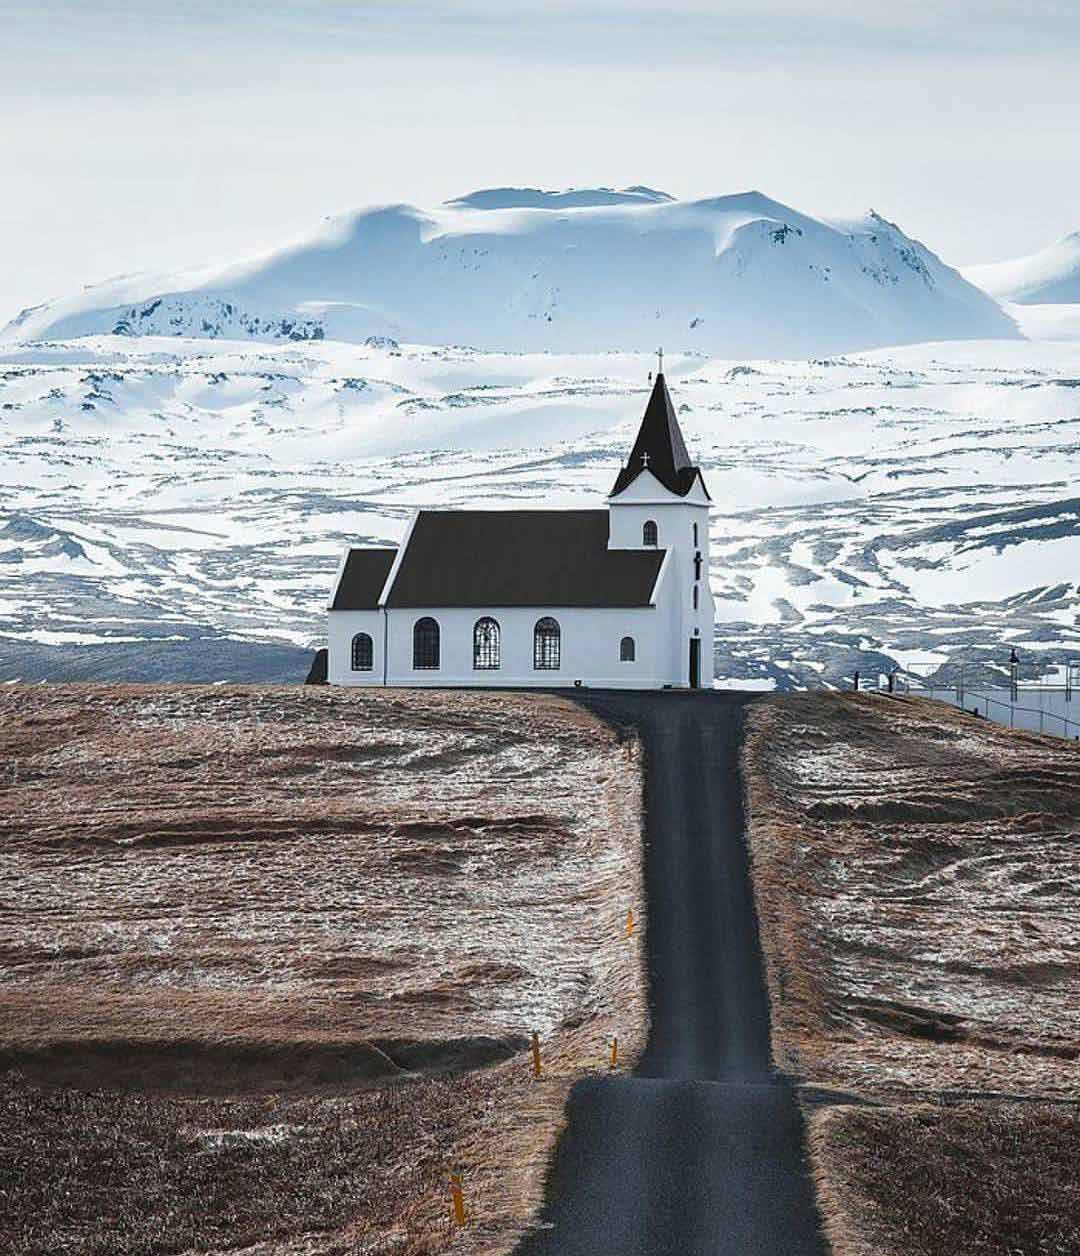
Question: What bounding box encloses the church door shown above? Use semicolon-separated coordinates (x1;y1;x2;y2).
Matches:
689;638;701;689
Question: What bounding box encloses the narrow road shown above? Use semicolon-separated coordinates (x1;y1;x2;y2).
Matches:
517;692;826;1256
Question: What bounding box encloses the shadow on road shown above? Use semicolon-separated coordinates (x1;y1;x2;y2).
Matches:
516;691;827;1256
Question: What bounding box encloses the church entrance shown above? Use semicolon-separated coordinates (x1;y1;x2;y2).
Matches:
689;638;701;689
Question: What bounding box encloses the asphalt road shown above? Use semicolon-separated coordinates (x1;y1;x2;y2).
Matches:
517;692;826;1256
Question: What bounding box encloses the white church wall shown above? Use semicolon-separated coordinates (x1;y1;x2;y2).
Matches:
608;485;713;687
328;610;385;685
606;478;709;554
376;605;671;689
605;468;709;513
328;563;714;690
656;559;683;684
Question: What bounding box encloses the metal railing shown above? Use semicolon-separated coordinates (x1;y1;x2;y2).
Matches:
861;660;1080;741
838;660;1080;741
935;689;1080;740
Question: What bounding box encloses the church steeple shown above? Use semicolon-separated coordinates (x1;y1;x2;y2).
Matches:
609;371;709;499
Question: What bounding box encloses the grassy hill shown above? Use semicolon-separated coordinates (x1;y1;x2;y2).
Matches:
745;692;1080;1256
0;684;647;1255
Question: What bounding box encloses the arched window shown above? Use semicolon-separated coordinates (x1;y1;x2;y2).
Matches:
351;632;373;671
693;585;699;610
693;522;699;546
412;617;440;669
473;617;500;670
533;617;561;670
620;636;636;662
643;520;658;547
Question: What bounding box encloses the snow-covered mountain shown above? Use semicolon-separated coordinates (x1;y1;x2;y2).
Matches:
964;231;1080;304
2;335;1078;687
3;189;1017;358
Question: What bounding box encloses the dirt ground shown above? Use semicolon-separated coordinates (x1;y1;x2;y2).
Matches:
0;683;647;1256
745;692;1080;1256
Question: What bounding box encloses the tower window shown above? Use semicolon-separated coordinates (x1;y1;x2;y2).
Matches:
534;617;561;670
351;632;373;671
643;520;658;547
620;636;636;662
412;617;440;669
693;522;698;546
693;585;699;610
473;616;500;669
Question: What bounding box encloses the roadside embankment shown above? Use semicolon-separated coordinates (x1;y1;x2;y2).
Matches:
744;692;1080;1256
0;684;648;1256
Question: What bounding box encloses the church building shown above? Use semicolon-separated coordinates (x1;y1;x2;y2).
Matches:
326;371;713;689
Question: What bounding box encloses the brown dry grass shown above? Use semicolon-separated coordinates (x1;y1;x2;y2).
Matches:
809;1103;1080;1256
744;692;1080;1256
0;683;648;1256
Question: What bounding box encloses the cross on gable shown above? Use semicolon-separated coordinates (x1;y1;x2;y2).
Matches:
641;450;650;468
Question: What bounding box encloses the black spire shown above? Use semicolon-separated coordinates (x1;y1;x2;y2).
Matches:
609;373;709;499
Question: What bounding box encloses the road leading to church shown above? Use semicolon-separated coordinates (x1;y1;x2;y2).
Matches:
516;692;826;1256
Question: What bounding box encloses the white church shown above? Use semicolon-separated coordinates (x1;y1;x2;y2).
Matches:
326;370;714;689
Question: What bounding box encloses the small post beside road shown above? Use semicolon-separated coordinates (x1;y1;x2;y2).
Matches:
609;1036;618;1070
531;1030;542;1078
625;907;635;937
449;1171;466;1227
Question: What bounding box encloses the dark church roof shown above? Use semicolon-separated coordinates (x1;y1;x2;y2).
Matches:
330;547;396;610
609;373;709;499
383;509;663;608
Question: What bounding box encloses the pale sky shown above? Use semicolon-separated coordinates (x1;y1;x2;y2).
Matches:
3;0;1079;326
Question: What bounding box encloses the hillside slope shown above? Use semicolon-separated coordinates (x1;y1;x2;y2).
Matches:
0;683;646;1255
965;231;1080;304
3;188;1017;357
745;693;1080;1256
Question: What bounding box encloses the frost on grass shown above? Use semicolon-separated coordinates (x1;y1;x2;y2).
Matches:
0;683;647;1256
744;692;1080;1256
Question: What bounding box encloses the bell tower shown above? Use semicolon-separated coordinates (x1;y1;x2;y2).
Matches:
607;362;713;687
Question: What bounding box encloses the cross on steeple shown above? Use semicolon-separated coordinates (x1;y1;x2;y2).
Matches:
641;450;650;468
657;347;664;376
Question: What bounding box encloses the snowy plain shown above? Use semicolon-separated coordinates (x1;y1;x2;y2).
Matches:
3;324;1080;687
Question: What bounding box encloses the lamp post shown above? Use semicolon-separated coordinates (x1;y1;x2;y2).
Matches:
1009;647;1019;703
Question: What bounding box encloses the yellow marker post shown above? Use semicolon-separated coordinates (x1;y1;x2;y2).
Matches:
626;907;635;937
450;1171;466;1227
531;1030;542;1078
609;1036;618;1070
